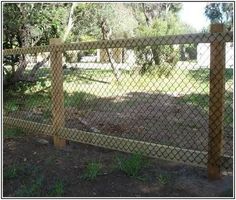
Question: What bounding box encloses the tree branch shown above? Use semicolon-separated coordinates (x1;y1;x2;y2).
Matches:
63;2;77;42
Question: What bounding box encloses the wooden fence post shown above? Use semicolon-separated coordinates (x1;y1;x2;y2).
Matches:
50;38;66;148
208;24;225;180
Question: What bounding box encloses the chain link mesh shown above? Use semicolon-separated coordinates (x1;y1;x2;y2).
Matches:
3;32;233;174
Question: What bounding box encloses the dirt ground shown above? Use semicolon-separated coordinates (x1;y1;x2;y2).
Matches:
9;92;233;156
3;134;233;197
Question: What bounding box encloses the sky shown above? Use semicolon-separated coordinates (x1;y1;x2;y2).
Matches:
179;2;210;32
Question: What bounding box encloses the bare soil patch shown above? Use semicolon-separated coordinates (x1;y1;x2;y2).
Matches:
3;134;233;197
8;92;233;155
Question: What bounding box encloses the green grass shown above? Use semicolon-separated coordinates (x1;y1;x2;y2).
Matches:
4;128;25;138
16;176;44;197
116;153;147;177
81;161;102;181
4;67;233;126
3;164;23;180
62;68;212;97
4;93;51;112
64;91;98;108
4;100;20;112
4;161;65;197
157;173;170;185
49;180;64;197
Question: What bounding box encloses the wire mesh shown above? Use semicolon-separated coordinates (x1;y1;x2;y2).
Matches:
3;31;234;174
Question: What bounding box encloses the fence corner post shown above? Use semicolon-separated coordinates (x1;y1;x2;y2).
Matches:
50;38;66;149
208;23;225;180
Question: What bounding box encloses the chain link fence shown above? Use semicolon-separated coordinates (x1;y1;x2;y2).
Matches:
3;28;233;178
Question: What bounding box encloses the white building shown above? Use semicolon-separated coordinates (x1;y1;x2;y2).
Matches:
197;42;234;68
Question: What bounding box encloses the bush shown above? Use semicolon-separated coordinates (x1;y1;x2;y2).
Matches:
116;153;146;177
134;14;186;75
134;45;179;76
49;180;64;197
152;63;174;78
81;161;102;181
4;128;25;138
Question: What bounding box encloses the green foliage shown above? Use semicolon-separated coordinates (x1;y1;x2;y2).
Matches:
3;2;189;86
3;165;22;179
205;3;233;30
157;173;170;185
185;45;197;58
116;153;146;177
4;128;25;138
4;100;19;113
16;176;44;197
64;91;97;108
6;164;64;197
4;164;39;180
42;108;52;120
3;3;71;88
135;14;189;75
150;64;174;78
81;161;102;181
72;3;138;40
49;180;64;197
3;3;70;48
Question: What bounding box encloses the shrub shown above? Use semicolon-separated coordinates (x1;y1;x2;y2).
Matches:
81;161;102;181
4;128;24;138
16;176;44;197
49;180;64;197
116;153;146;177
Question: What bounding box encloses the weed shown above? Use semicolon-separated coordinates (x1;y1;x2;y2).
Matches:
81;161;102;181
4;165;19;179
157;174;170;185
16;176;44;197
116;153;146;177
4;163;38;181
136;175;148;182
42;108;52;120
4;100;19;112
45;155;57;166
49;179;64;197
3;128;24;138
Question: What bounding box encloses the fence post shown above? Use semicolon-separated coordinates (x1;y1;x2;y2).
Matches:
50;38;66;148
208;23;225;180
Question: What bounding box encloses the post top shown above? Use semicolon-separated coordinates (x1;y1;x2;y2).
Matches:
210;23;224;33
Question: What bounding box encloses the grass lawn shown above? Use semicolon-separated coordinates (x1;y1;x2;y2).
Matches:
3;67;233;127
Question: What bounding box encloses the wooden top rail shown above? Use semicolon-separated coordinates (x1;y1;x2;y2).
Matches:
3;32;233;56
3;45;50;56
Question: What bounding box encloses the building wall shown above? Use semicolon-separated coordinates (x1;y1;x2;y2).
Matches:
197;42;234;68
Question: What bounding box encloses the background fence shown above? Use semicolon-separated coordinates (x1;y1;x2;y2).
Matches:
3;24;233;180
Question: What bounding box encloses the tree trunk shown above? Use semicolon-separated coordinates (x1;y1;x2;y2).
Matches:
141;3;160;66
26;55;50;82
142;3;151;27
12;55;28;83
4;3;77;88
101;19;120;81
63;3;77;42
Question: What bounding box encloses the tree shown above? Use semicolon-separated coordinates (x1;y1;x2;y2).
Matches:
71;3;138;41
3;3;140;85
3;3;74;87
205;3;233;31
71;3;139;80
127;3;182;27
133;3;187;74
